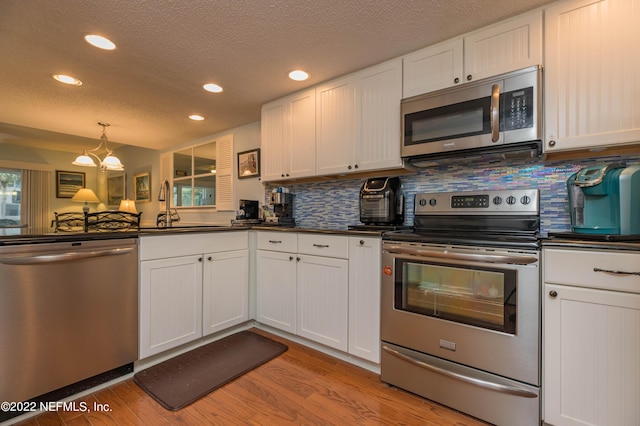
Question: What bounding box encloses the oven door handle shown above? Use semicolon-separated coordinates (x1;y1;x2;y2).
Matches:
382;345;538;398
384;246;537;265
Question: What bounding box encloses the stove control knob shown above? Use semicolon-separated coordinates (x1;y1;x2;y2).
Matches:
492;196;502;205
419;198;427;206
429;198;437;206
520;195;531;205
506;196;517;205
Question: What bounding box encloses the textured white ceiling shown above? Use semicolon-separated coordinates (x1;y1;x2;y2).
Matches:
0;0;555;153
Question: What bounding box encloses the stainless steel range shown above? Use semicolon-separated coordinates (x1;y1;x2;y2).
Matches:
381;189;541;426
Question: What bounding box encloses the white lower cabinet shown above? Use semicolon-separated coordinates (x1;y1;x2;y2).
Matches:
297;254;348;351
139;232;249;359
140;255;203;359
348;237;381;363
256;231;382;363
543;247;640;425
256;249;298;333
202;250;249;336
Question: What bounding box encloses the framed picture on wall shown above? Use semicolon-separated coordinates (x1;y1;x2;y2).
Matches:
107;174;126;207
134;171;151;202
238;148;260;179
56;170;85;198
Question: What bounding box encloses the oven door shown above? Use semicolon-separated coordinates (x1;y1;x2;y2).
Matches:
381;242;540;386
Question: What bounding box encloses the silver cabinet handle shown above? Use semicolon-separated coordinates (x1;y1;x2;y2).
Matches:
0;247;133;265
382;345;537;398
490;83;500;142
594;267;640;277
313;244;330;248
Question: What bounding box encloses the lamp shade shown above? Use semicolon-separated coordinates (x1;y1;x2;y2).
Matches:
119;199;138;213
71;188;100;203
72;153;97;167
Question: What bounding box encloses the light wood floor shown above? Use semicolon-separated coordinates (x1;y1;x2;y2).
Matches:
15;329;487;425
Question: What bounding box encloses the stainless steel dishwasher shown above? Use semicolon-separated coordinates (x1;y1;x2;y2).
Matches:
0;238;138;403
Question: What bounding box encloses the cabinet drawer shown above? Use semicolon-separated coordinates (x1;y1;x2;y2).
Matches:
140;231;248;260
257;231;297;252
298;233;348;259
544;248;640;293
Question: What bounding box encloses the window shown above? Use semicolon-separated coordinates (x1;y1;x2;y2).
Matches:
161;134;233;211
0;169;21;225
173;142;217;207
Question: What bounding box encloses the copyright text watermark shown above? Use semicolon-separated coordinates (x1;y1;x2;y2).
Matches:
1;401;112;413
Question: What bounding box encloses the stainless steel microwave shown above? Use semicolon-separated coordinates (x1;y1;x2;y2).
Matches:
401;66;542;160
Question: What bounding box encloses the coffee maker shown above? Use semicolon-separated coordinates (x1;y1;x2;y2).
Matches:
266;191;295;226
567;163;640;235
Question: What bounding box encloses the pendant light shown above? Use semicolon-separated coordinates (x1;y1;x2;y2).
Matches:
73;122;124;171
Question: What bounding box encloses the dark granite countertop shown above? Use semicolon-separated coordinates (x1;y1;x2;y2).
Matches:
0;224;384;246
542;233;640;252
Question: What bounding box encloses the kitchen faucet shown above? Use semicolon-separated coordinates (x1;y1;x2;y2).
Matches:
158;179;174;228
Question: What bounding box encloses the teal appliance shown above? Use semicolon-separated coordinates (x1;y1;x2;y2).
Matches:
567;163;640;235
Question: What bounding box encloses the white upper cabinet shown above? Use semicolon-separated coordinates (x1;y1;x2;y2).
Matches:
403;38;464;97
403;10;542;98
544;0;640;153
315;76;357;175
355;60;403;172
261;88;316;182
316;58;403;175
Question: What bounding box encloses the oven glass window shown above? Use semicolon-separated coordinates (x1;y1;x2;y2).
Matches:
395;260;517;334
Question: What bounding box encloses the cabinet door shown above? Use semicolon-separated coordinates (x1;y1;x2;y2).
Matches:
348;237;381;363
297;254;348;351
544;284;640;425
139;255;203;359
261;100;289;181
256;250;297;333
287;89;316;179
315;76;357;175
355;59;403;172
402;38;463;97
202;250;249;336
464;10;542;82
544;0;640;152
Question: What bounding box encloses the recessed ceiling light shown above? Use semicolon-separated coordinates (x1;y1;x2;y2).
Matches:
85;35;116;50
203;83;223;93
189;115;205;121
288;70;309;81
52;74;83;86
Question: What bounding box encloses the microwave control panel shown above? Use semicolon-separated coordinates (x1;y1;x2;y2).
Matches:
501;87;534;131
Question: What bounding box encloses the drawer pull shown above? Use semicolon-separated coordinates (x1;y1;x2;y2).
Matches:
313;244;330;248
549;290;558;298
268;240;282;244
593;267;640;277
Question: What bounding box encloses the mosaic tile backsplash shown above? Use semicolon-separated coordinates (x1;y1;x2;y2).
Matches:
265;152;640;235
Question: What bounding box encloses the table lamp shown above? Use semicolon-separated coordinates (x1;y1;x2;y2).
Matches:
119;199;138;213
71;188;100;213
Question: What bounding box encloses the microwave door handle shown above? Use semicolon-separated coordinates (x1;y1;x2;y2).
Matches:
490;84;500;142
